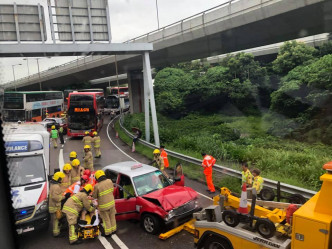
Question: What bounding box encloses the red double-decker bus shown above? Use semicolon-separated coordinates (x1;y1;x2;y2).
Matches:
67;92;104;137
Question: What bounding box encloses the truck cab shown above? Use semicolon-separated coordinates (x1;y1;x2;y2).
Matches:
4;123;50;234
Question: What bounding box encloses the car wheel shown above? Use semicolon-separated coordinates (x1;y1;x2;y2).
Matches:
288;194;306;204
222;210;240;228
204;235;232;249
259;188;275;201
141;214;161;235
255;218;276;239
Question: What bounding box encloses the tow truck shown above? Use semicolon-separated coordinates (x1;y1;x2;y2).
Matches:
193;162;332;249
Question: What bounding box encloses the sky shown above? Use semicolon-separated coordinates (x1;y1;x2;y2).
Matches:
0;0;226;85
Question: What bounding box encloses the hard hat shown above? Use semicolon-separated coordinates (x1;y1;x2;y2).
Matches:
95;170;105;180
63;163;72;171
81;175;89;183
61;113;65;116
83;184;93;193
51;125;56;129
93;131;97;136
153;149;160;154
71;159;80;167
83;169;91;178
84;145;91;150
85;131;90;135
53;172;65;181
69;151;77;158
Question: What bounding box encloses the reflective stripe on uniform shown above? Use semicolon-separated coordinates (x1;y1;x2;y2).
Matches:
99;200;115;209
71;196;83;207
98;188;114;197
94;138;100;148
63;206;79;216
49;206;59;212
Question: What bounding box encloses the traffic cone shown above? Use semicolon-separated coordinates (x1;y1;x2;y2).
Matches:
115;131;119;138
238;183;249;214
132;143;135;152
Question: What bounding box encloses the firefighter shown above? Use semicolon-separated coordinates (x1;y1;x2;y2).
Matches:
151;149;169;178
58;126;64;144
252;168;264;194
70;159;84;184
93;170;116;237
63;175;89;197
201;153;216;194
160;145;169;168
61;164;72;192
241;162;253;187
83;145;94;171
92;131;101;158
69;151;77;162
82;131;93;148
62;184;95;245
51;125;58;148
49;172;66;237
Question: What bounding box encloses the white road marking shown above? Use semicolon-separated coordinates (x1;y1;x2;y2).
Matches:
59;148;64;171
106;117;138;162
197;192;213;200
112;234;129;249
98;235;114;249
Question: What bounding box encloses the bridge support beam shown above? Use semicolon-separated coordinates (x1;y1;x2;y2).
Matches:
128;71;144;114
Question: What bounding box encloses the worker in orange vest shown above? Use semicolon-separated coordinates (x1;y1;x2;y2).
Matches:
201;153;216;193
160;145;169;168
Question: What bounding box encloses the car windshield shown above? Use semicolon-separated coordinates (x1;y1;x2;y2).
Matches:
133;170;171;196
7;155;45;187
68;113;95;130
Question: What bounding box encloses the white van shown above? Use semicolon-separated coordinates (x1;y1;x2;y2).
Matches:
4;123;50;234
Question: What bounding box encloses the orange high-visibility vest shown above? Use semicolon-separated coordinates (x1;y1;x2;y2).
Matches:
63;181;81;196
202;155;216;175
160;150;169;168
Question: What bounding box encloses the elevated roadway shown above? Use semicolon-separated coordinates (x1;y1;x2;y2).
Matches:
4;0;331;90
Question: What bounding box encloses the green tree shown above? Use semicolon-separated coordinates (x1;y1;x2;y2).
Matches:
272;41;318;75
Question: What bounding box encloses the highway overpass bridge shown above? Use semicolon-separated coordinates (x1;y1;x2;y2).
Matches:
2;0;332;112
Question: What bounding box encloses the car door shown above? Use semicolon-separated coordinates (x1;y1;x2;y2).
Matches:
114;174;138;221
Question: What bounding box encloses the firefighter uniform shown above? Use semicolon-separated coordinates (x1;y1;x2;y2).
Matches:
152;149;169;178
93;134;101;158
62;190;95;244
49;172;65;237
93;172;116;236
83;134;93;147
61;164;72;192
70;159;84;184
84;150;94;171
202;154;216;193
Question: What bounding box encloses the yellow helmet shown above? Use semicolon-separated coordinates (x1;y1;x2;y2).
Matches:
69;151;77;158
61;113;65;117
83;184;93;193
51;125;56;129
63;163;72;171
71;159;80;167
84;145;91;150
153;149;160;154
85;131;90;135
95;170;105;180
93;131;97;136
53;172;65;181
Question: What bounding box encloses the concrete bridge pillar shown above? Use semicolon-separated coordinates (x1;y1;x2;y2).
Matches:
127;71;144;114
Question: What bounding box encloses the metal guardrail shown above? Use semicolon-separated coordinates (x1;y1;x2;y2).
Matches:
119;117;317;199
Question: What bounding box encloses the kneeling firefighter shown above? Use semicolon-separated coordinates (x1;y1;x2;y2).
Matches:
62;184;95;245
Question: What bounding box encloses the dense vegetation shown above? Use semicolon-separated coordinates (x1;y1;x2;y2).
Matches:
123;41;332;191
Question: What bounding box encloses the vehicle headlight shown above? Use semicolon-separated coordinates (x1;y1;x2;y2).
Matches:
35;200;48;214
164;210;175;221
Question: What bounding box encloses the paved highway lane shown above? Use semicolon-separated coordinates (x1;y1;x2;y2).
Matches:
18;115;214;249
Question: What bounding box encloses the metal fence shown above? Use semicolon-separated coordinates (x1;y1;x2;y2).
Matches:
119;116;317;199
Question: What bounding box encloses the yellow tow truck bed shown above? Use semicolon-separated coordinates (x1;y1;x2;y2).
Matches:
194;220;291;249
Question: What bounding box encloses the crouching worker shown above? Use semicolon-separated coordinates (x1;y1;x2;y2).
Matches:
62;184;95;245
49;172;66;237
93;170;116;237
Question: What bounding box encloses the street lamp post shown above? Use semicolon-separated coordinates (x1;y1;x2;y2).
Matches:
155;0;160;29
12;63;22;91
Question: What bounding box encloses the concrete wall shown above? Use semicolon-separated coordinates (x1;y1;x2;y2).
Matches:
128;71;144;114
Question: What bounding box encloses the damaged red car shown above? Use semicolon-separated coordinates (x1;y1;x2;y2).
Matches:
102;161;201;234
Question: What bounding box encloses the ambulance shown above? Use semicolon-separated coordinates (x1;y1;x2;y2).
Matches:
4;123;50;234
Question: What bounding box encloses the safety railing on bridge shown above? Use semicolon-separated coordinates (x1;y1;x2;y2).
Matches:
118;116;317;200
